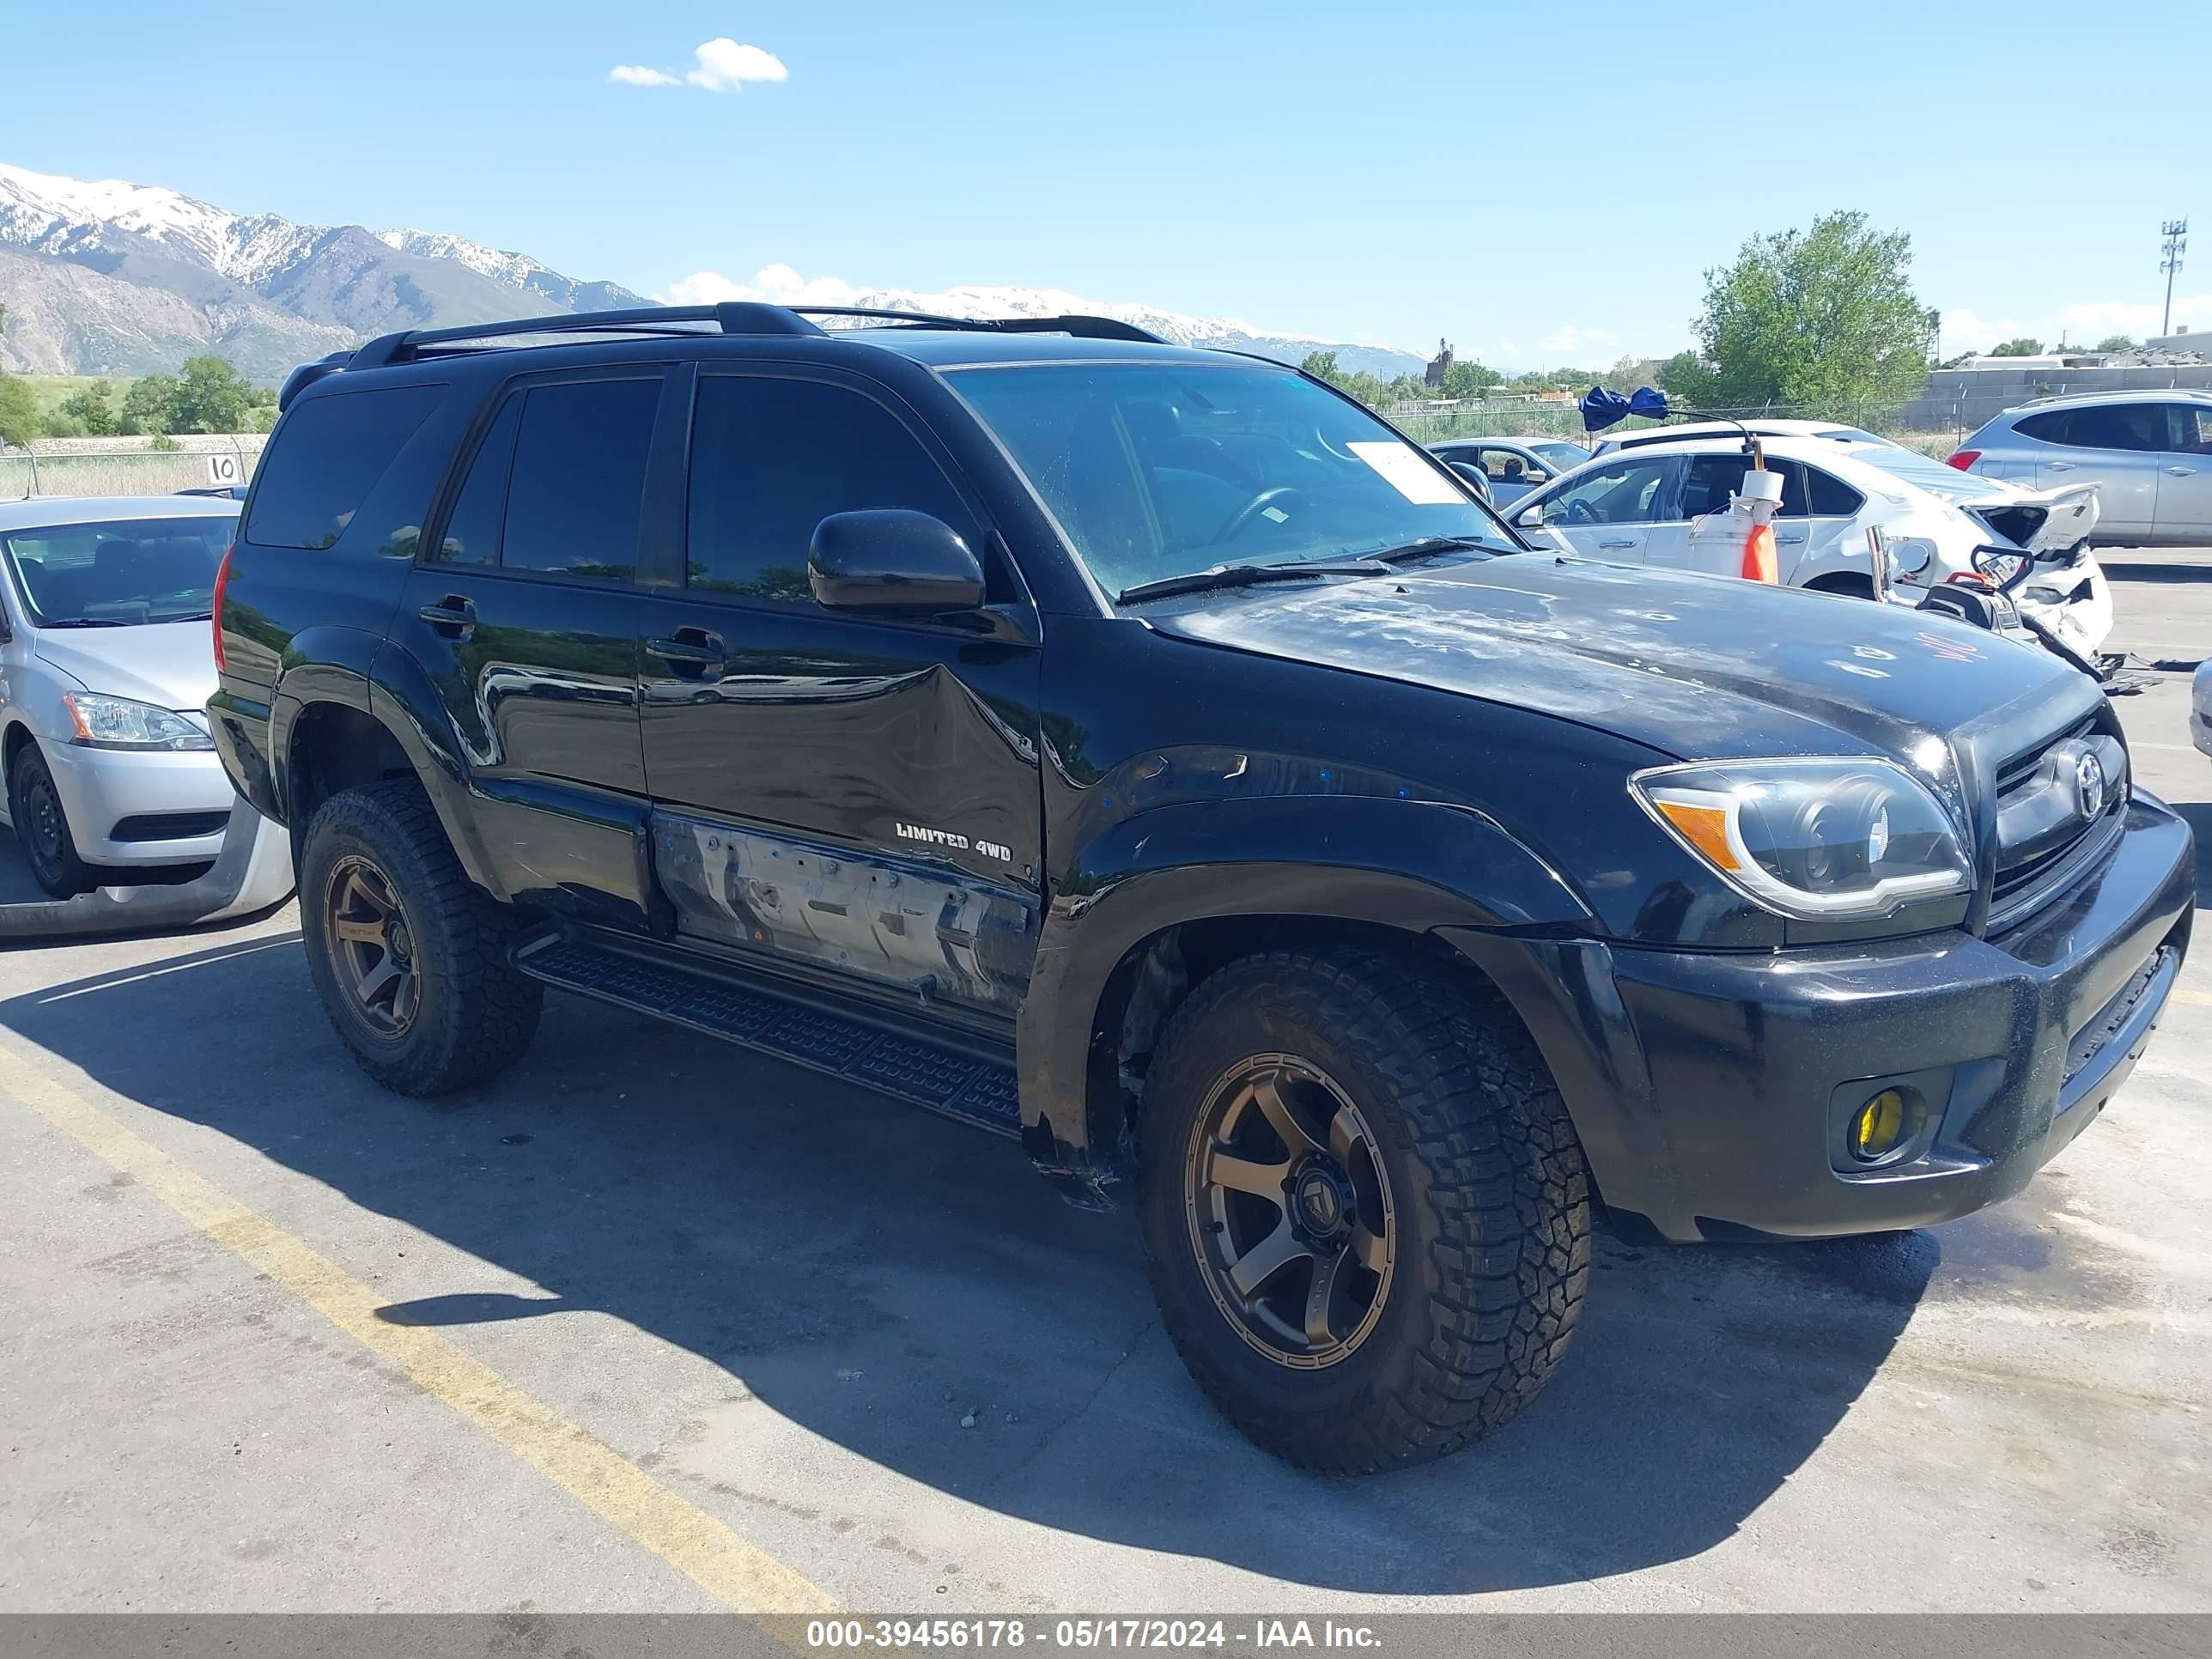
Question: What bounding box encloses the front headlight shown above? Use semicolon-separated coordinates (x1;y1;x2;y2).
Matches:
61;693;215;752
1632;757;1971;921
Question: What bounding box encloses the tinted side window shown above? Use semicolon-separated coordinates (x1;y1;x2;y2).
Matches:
2014;410;2068;444
1680;454;1746;518
435;396;523;566
1544;458;1672;525
2166;404;2212;454
1805;466;1863;516
686;377;981;605
501;380;660;580
247;386;443;550
2051;404;2166;452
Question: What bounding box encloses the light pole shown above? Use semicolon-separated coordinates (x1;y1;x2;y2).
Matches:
2161;220;2188;340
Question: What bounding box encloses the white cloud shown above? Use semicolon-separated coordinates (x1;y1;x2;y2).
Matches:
1535;325;1616;357
660;265;864;307
610;37;787;92
687;38;788;90
2057;293;2212;340
1933;306;2027;354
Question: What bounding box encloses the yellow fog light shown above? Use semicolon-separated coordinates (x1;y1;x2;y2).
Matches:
1850;1088;1916;1163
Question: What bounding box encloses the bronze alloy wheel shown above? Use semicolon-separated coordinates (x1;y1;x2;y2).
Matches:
324;854;422;1037
1182;1053;1395;1370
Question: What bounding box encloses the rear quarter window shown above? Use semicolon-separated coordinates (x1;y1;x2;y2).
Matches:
246;385;445;550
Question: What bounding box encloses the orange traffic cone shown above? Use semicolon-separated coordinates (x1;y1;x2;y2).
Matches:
1741;521;1778;583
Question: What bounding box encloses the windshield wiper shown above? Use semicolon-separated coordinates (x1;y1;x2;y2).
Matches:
1366;535;1501;564
40;617;132;628
1115;558;1389;605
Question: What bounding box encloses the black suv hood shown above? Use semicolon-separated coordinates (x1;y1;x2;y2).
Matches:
1148;554;2100;768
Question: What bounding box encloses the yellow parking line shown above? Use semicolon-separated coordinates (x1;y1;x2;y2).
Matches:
2174;988;2212;1010
0;1038;839;1620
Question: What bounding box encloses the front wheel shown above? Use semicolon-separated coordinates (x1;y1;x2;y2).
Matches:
8;742;96;898
299;779;542;1097
1137;949;1590;1473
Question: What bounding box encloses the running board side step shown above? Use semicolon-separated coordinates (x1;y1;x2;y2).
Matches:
510;933;1022;1138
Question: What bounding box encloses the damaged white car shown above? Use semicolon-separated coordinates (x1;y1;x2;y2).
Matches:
1507;434;2112;658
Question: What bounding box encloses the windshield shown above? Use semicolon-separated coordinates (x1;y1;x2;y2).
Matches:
1;514;235;627
945;361;1513;599
1528;441;1591;468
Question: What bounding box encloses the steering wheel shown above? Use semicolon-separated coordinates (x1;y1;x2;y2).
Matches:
1210;487;1311;546
1565;498;1599;526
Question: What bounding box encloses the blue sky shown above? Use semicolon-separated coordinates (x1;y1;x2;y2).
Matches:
9;0;2207;366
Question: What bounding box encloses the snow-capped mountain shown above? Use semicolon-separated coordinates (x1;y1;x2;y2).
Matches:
0;161;645;379
1;160;1425;382
659;270;1429;378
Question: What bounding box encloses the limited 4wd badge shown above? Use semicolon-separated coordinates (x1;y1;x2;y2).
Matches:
896;821;1013;862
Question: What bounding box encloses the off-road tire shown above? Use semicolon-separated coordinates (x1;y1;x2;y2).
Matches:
1137;948;1589;1473
299;778;542;1096
8;741;97;898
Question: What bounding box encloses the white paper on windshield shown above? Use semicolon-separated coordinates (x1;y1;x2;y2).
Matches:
1347;441;1464;505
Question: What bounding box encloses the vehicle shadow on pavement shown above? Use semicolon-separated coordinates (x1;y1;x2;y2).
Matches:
3;935;1936;1595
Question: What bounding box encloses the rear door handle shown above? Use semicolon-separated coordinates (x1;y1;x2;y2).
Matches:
2169;466;2198;477
419;596;477;639
2045;460;2075;471
648;629;726;677
1597;538;1637;550
1777;530;1808;544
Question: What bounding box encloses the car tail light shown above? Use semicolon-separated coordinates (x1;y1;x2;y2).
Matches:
1945;449;1981;471
212;542;234;673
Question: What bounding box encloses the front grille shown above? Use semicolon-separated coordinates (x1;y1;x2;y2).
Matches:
1986;712;2125;933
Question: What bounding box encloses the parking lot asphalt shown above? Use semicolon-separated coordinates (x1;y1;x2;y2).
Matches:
1;554;2207;1618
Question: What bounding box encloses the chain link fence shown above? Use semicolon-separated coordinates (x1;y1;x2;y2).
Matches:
0;434;267;501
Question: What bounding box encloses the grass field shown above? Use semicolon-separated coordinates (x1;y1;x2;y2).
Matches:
11;374;131;420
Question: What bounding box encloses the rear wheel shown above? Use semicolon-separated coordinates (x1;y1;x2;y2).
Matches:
1137;949;1590;1473
299;779;542;1096
7;742;95;898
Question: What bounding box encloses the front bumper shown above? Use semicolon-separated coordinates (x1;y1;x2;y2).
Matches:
1446;790;2194;1242
38;740;236;866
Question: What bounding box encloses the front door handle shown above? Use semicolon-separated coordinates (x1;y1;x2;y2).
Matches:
1777;530;1808;544
1597;538;1637;550
648;629;726;678
419;595;477;639
2169;466;2198;477
2045;460;2075;471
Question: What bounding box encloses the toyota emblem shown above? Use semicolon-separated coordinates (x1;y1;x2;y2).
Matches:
2074;750;2106;820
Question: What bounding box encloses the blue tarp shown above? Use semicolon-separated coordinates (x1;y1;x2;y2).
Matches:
1579;385;1671;433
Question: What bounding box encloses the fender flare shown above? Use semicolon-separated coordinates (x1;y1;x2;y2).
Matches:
1014;793;1594;1170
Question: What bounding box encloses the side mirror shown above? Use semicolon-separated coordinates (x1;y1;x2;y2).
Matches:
808;510;986;615
1446;460;1492;501
1515;504;1545;529
1525;467;1551;485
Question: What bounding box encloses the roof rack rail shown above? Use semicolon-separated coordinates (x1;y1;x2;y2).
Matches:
349;302;827;370
787;306;1168;344
341;301;1171;376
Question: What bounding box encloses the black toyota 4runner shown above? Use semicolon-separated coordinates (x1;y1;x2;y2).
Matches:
210;304;2194;1472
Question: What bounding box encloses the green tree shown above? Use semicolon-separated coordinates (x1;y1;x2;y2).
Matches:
1656;349;1717;404
1298;350;1340;383
58;383;119;437
2093;334;2136;353
167;356;262;433
118;374;181;435
0;372;39;447
1688;210;1931;408
1440;359;1501;398
1988;337;2045;357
